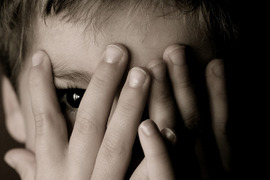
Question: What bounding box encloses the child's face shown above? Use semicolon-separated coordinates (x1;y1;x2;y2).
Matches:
17;8;214;150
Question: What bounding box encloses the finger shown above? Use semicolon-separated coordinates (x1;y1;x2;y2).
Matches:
29;51;67;165
4;149;35;180
131;128;177;179
206;59;231;172
147;59;177;130
2;76;25;143
163;45;199;130
139;120;175;180
68;44;129;179
91;67;151;179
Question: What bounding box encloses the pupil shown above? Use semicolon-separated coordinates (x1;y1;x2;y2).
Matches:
66;89;85;108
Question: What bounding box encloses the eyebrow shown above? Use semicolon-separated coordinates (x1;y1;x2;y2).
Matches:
53;70;92;89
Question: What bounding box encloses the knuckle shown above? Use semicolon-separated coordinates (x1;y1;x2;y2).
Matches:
101;134;127;160
75;110;99;135
183;111;200;131
117;100;140;115
177;78;193;89
91;75;110;89
153;87;172;104
33;111;63;136
118;88;145;113
173;69;194;89
34;113;51;136
91;68;116;90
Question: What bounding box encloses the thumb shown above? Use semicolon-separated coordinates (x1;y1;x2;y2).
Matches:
4;148;36;180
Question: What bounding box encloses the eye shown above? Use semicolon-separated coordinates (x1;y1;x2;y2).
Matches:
57;88;86;121
65;89;85;108
56;88;85;137
57;88;85;109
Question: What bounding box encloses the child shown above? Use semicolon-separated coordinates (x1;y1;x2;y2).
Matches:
0;0;238;179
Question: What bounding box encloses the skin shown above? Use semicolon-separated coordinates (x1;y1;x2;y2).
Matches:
19;6;214;151
3;5;230;180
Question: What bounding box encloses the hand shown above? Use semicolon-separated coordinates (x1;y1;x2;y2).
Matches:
132;44;231;179
4;45;176;180
161;45;231;179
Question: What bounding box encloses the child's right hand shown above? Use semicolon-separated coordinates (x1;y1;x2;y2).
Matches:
4;45;176;180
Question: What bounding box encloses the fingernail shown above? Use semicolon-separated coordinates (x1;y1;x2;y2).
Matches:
140;120;158;136
161;128;177;145
104;45;123;63
167;46;185;65
213;60;224;77
32;51;46;67
148;61;167;81
128;68;147;88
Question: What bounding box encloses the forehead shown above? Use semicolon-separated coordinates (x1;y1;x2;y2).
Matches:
32;7;214;87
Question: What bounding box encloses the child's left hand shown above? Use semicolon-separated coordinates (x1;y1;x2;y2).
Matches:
133;44;231;179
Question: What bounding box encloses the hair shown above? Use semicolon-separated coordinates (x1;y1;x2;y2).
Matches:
0;0;238;89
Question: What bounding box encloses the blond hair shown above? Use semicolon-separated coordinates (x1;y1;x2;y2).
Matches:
0;0;238;89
